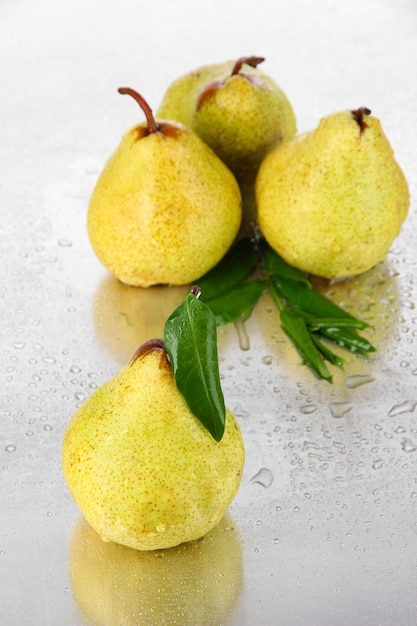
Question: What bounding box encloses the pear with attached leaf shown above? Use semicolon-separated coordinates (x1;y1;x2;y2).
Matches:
62;339;245;551
157;56;296;224
87;87;241;287
256;107;410;279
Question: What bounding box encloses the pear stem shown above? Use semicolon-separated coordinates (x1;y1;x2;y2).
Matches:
351;107;371;134
231;55;265;76
118;87;158;134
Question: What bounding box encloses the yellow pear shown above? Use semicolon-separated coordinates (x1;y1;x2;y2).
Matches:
68;514;243;626
87;87;242;287
157;56;296;225
62;339;245;551
256;107;409;279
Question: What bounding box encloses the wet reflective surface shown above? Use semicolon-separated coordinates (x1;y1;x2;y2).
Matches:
1;0;417;624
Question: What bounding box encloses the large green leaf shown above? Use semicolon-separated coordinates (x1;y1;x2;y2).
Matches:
164;291;226;442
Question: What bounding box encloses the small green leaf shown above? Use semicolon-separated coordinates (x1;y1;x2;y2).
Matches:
318;326;376;355
206;280;265;326
274;275;360;322
164;290;226;442
304;316;370;331
280;309;333;382
198;238;258;302
310;333;345;368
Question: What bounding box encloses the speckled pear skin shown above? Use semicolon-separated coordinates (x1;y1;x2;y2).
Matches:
157;59;297;179
87;121;242;287
256;109;410;279
62;341;245;551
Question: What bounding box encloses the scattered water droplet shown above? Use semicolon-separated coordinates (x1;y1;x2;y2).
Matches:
58;238;72;247
401;437;417;453
345;375;374;389
42;356;56;365
261;355;273;365
5;445;16;453
388;401;417;417
14;342;26;350
233;403;249;419
300;405;317;415
329;402;352;418
250;467;274;488
372;458;384;470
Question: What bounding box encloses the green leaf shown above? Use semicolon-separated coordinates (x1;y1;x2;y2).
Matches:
280;309;333;382
274;275;361;322
198;238;258;302
304;316;370;331
310;333;345;368
318;326;376;355
259;239;311;286
164;290;226;442
259;238;377;381
206;280;265;326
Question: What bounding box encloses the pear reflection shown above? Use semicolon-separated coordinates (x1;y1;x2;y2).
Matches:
92;276;189;364
69;514;243;626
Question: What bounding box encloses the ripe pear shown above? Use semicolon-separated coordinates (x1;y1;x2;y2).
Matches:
256;107;410;279
62;339;245;551
68;514;243;626
87;88;242;287
157;56;297;224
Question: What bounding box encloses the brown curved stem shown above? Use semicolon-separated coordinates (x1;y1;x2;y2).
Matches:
231;55;265;76
118;87;158;134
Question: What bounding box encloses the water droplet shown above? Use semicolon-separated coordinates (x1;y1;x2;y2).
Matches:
329;402;352;418
300;405;317;415
401;437;417;453
250;467;274;488
272;538;281;544
234;320;250;351
233;403;249;419
345;375;374;389
42;356;56;364
388;401;417;417
5;445;16;453
261;355;273;365
14;342;26;350
372;458;384;470
58;238;73;247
